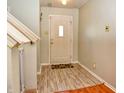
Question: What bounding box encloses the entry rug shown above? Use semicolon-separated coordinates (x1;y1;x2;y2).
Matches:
55;84;115;93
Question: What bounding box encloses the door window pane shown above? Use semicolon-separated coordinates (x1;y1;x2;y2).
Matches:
59;26;64;37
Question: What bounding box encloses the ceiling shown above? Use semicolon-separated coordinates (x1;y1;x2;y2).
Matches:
40;0;88;8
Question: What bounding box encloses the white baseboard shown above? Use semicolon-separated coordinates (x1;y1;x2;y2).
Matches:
37;72;41;75
37;63;50;76
71;61;79;63
41;63;50;66
37;64;42;75
78;62;116;92
40;61;78;66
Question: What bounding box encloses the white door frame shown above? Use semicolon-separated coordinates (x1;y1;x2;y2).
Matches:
48;15;73;64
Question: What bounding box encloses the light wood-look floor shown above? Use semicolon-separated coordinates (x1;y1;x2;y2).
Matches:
38;63;102;93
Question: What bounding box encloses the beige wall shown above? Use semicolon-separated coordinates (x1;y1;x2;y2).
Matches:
23;44;37;89
40;7;79;64
7;47;20;93
7;0;40;89
7;47;13;93
79;0;116;87
11;47;20;93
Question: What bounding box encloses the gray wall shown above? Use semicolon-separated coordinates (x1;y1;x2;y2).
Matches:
7;0;40;89
79;0;116;87
40;7;79;64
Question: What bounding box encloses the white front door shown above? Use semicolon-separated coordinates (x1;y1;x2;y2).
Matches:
50;15;73;64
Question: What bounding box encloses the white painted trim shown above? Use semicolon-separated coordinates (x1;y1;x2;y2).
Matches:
78;62;116;92
40;61;78;66
48;62;71;65
71;61;79;63
70;16;74;63
37;64;42;75
48;16;51;65
41;63;50;66
48;15;73;64
41;63;69;66
18;46;25;93
8;12;40;43
37;71;41;75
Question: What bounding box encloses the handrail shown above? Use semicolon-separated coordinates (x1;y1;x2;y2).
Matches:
7;12;40;43
7;12;40;48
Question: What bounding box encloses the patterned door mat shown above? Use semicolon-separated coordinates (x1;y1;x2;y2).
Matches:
51;64;74;69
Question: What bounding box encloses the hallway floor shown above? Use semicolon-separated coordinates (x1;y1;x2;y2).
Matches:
38;63;103;93
55;84;115;93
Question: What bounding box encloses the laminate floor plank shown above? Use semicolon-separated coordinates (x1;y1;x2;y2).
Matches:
77;64;101;84
38;63;103;93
